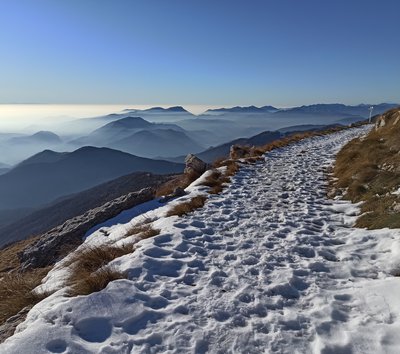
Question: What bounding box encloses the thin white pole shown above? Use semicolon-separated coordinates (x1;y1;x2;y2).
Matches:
368;106;374;123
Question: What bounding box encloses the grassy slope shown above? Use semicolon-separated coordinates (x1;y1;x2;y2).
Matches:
333;108;400;228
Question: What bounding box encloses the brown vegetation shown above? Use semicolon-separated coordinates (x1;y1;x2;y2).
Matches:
67;266;125;297
66;243;133;296
202;170;231;194
125;221;160;239
166;195;207;217
155;170;200;197
332;108;400;229
0;267;50;325
0;236;41;273
66;220;162;296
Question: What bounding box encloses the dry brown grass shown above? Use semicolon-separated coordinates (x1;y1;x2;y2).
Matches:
66;243;133;296
201;170;231;194
0;267;51;325
67;266;125;297
125;221;160;239
332;109;400;229
0;235;41;273
166;195;207;217
156;171;200;197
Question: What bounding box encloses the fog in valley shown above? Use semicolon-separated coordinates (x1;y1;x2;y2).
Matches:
0;103;388;166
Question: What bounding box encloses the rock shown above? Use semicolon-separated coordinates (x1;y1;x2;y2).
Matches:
375;116;386;130
184;154;207;176
375;109;400;130
173;187;186;197
0;306;31;343
392;203;400;213
18;187;155;270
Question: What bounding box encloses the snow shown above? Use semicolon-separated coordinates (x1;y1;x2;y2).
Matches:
392;187;400;196
3;125;400;354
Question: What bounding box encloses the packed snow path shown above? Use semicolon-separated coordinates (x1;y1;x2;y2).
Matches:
3;126;400;354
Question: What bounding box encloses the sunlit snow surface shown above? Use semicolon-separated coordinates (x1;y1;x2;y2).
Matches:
3;125;400;354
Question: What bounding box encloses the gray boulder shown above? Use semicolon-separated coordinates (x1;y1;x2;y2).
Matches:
184;154;207;176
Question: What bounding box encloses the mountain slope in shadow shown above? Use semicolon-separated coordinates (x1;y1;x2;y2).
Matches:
0;147;184;210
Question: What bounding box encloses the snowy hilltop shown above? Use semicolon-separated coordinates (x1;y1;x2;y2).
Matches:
2;125;400;353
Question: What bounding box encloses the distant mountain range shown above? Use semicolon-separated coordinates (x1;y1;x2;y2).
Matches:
8;131;62;145
0;147;183;211
205;105;279;114
203;103;399;118
125;106;191;114
69;116;205;157
167;123;345;163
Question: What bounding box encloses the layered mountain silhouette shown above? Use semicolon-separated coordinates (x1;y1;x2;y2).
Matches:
112;129;204;157
205;105;278;114
138;106;190;114
0;147;183;211
70;117;204;158
0;163;10;176
204;103;398;118
276;103;398;117
8;131;62;145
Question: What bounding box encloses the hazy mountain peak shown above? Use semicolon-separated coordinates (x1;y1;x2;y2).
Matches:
204;105;277;114
144;106;189;113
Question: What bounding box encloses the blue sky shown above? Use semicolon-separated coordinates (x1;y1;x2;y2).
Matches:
0;0;399;107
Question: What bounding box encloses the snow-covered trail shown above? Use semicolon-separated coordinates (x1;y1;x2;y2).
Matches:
3;126;400;354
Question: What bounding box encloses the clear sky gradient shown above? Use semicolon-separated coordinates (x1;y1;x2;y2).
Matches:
1;0;399;107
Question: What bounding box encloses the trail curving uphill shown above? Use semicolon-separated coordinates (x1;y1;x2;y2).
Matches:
3;125;400;354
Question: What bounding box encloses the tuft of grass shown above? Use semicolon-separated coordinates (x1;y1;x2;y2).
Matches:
156;170;200;197
66;243;133;296
67;266;125;297
0;267;51;325
166;195;207;217
201;170;230;194
125;222;160;239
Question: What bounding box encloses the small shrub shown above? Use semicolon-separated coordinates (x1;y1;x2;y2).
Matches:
126;223;160;239
166;195;207;217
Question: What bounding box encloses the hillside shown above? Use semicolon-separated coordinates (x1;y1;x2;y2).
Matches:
112;128;205;157
188;130;282;163
332;107;400;228
0;172;176;247
0;147;183;211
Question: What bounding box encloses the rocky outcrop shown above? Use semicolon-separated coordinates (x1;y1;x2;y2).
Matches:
19;187;155;270
0;306;31;344
184;154;207;176
375;108;400;130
